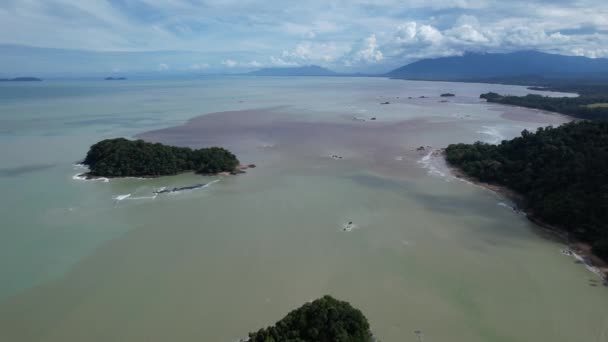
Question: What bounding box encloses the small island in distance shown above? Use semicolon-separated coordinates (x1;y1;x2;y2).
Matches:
82;138;241;178
105;77;127;81
0;77;42;82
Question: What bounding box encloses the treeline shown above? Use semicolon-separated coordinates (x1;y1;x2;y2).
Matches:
247;296;374;342
83;138;239;177
445;121;608;260
481;92;608;121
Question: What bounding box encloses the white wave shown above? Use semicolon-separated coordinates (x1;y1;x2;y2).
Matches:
72;172;109;183
497;201;524;215
113;194;131;201
498;202;515;211
477;126;505;144
417;150;448;178
73;163;88;170
562;248;605;279
394;156;404;161
131;196;157;200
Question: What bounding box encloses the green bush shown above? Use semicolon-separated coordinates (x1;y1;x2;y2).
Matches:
248;296;373;342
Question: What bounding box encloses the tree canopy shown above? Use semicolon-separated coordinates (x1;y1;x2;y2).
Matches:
247;296;374;342
445;121;608;260
481;92;608;121
83;138;239;177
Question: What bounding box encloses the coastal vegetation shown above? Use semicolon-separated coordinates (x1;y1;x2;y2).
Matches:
83;138;239;177
247;296;373;342
480;92;608;120
445;121;608;261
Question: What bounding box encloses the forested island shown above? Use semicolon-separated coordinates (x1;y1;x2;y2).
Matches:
0;77;42;82
480;92;608;120
246;296;374;342
445;121;608;261
82;138;239;178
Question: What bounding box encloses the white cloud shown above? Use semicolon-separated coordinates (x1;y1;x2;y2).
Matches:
158;63;169;71
274;41;350;65
221;59;238;68
246;60;263;67
190;63;210;70
352;34;384;63
2;0;608;73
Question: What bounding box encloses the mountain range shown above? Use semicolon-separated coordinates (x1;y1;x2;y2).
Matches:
385;51;608;82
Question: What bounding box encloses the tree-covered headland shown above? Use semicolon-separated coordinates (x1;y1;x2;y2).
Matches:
83;138;239;177
480;92;608;121
445;121;608;261
247;295;374;342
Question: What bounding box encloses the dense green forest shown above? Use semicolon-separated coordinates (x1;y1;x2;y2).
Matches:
445;121;608;260
83;138;239;177
247;296;374;342
481;92;608;120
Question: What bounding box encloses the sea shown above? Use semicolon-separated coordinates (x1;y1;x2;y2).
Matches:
0;76;607;341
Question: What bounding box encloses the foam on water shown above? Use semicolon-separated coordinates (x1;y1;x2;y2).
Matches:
72;172;109;183
477;126;505;144
113;194;131;201
561;248;605;280
417;150;448;178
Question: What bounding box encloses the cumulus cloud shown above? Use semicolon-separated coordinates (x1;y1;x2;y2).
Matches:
346;34;384;65
221;59;238;68
269;41;351;66
1;0;608;73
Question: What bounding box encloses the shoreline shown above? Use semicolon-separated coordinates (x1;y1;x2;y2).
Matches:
438;150;608;282
73;164;255;182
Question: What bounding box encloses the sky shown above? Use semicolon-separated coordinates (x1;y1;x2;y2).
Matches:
1;0;608;75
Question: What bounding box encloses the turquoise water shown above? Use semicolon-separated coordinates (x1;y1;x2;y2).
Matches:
1;77;606;341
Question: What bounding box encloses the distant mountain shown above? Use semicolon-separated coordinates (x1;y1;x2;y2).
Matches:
105;77;127;81
386;51;608;82
248;65;338;76
0;77;42;82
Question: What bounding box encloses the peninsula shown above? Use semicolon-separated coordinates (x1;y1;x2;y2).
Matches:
82;138;239;178
445;121;608;264
480;92;608;121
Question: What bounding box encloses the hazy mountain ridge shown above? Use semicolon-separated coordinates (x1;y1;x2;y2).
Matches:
386;51;608;82
247;65;338;76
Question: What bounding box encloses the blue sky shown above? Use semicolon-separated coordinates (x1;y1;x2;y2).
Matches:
1;0;607;75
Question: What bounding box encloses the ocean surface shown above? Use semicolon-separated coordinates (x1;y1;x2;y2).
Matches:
0;77;607;341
